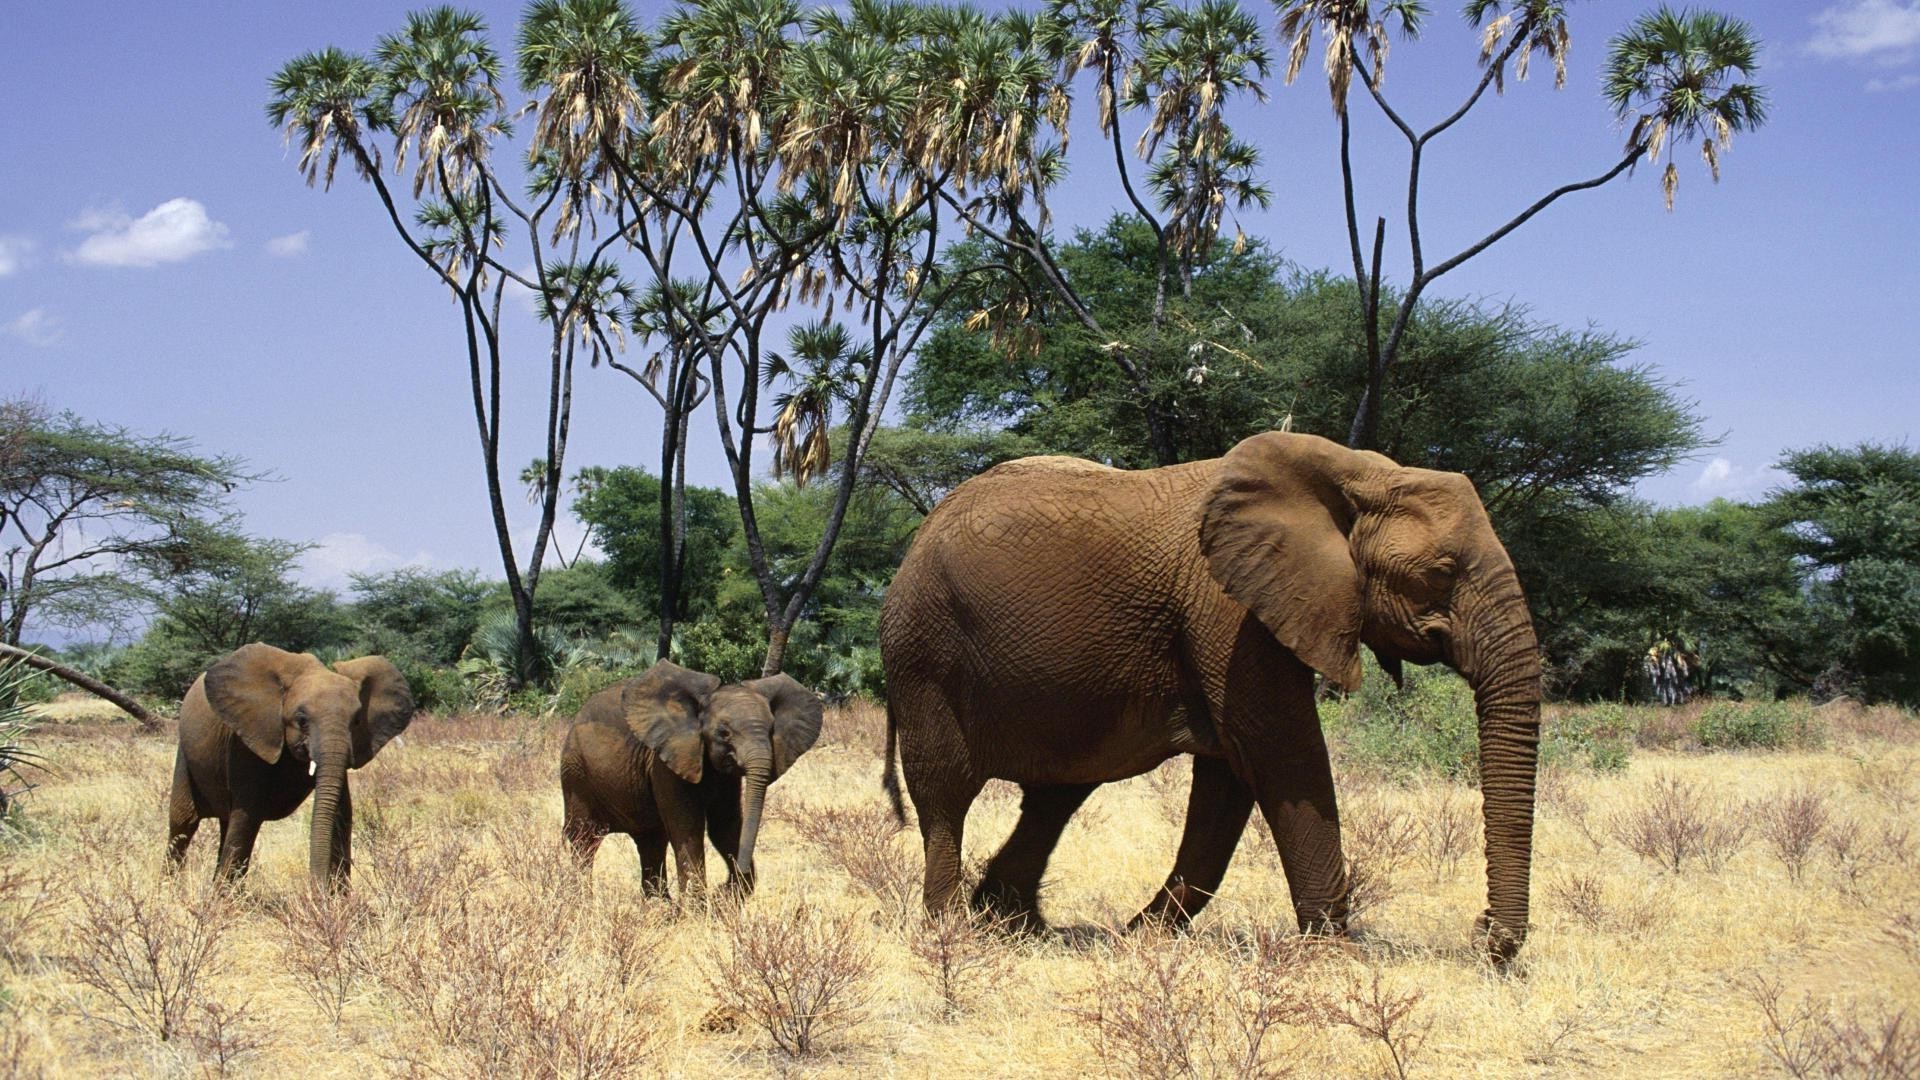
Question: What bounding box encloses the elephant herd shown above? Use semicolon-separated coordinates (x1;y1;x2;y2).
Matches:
164;433;1544;962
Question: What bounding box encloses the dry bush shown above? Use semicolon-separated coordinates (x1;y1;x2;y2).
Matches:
1824;700;1918;746
1539;775;1608;853
1074;928;1330;1079
1824;817;1916;900
910;906;1018;1019
1328;964;1431;1080
1634;704;1700;750
1743;973;1920;1079
1610;772;1749;873
1417;786;1478;880
370;853;662;1078
0;860;57;967
1755;787;1832;884
709;901;876;1057
63;866;237;1043
785;801;920;923
1341;795;1419;922
825;698;888;756
1548;871;1609;933
268;885;373;1027
1887;909;1920;967
187;997;264;1080
1850;751;1916;811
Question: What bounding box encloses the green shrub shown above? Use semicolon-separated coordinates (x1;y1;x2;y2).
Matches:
1693;699;1825;750
1542;703;1637;773
675;616;767;684
1324;661;1480;782
548;662;653;718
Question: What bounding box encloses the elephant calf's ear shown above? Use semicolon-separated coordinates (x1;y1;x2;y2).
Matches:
745;674;824;779
626;661;720;784
1201;433;1366;692
333;656;415;768
203;643;297;764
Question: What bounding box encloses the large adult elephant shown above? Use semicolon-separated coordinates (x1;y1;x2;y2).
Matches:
167;643;414;885
879;432;1541;961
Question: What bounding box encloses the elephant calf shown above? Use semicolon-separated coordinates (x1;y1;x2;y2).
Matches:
560;660;822;902
168;643;414;885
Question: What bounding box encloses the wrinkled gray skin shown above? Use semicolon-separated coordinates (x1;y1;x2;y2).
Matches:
560;660;823;902
167;643;413;886
880;432;1542;963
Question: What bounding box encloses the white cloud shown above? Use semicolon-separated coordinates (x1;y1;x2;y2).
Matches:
1867;72;1920;90
4;308;63;347
266;229;311;257
0;236;30;276
1810;0;1920;59
299;532;436;593
1689;456;1782;501
69;198;231;268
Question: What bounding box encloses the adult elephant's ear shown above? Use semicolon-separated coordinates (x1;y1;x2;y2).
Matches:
744;674;823;778
625;660;721;784
204;643;300;764
1201;432;1368;692
333;656;415;768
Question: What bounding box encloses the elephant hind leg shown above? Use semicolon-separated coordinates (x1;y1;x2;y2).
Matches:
166;752;201;869
1131;754;1256;930
973;782;1099;930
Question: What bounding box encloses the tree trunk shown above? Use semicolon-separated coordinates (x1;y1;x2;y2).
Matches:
760;623;789;678
0;642;158;731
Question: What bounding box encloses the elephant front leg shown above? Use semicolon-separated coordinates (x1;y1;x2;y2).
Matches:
215;809;263;882
1131;755;1256;930
670;830;708;908
633;833;670;900
972;782;1099;931
1251;736;1349;937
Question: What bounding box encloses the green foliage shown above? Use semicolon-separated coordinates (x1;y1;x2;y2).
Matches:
1541;703;1635;772
1323;659;1481;783
1692;699;1824;751
519;562;649;642
348;567;492;665
1767;443;1920;705
0;660;46;819
675;609;767;685
570;467;738;621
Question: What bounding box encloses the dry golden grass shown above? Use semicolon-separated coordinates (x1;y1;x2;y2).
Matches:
2;700;1916;1077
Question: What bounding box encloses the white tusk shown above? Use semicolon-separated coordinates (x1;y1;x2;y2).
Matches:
308;760;317;776
392;734;406;749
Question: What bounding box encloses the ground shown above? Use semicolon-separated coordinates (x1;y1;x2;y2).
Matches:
1;699;1915;1077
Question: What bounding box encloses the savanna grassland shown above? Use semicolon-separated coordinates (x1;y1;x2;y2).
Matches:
2;695;1917;1078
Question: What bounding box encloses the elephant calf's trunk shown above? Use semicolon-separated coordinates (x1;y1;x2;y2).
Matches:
734;754;774;890
308;754;350;887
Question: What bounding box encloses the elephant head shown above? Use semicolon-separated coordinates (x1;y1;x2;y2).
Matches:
202;643;414;883
625;661;824;888
1201;432;1542;960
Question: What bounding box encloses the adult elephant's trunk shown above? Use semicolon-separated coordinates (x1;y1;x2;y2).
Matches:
733;749;774;892
308;733;352;887
1454;566;1543;962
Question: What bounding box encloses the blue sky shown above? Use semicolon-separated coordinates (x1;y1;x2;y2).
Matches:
3;0;1916;609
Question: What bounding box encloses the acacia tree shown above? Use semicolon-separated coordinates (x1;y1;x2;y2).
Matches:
1272;1;1768;449
269;8;643;685
0;399;257;648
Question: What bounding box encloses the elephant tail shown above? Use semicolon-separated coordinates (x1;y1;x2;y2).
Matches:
881;700;906;825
